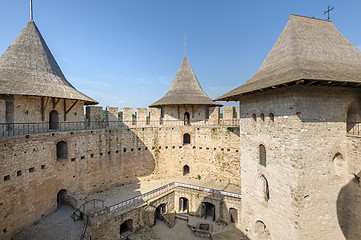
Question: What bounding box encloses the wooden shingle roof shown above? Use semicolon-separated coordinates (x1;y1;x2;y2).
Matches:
0;20;97;105
217;15;361;101
150;56;222;107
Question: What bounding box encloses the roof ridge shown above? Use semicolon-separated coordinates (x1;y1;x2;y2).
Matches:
290;14;331;23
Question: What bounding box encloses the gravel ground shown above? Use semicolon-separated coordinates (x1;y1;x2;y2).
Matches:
13;205;84;240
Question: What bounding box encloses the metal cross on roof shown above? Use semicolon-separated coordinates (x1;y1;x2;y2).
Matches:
323;5;335;21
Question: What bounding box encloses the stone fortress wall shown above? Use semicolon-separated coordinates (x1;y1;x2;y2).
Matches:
0;104;241;240
238;85;361;240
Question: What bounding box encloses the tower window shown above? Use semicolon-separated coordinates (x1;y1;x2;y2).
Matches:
183;133;191;144
56;141;68;161
259;144;266;166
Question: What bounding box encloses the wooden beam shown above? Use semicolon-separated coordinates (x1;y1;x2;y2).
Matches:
42;97;49;122
192;105;197;118
64;100;79;121
306;80;317;86
53;98;61;108
176;105;180;119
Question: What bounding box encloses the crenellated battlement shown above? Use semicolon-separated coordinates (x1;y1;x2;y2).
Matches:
86;106;240;127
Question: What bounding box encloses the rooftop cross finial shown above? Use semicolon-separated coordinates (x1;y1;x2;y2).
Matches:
323;5;335;21
30;0;33;20
185;34;187;56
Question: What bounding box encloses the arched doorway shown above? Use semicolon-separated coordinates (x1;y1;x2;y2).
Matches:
120;219;133;237
183;133;191;144
49;110;59;130
229;208;238;224
255;221;272;240
179;197;189;212
155;204;166;222
184;112;190;125
202;202;215;222
57;189;67;207
183;165;190;176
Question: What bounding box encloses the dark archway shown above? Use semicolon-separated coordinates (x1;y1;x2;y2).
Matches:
179;197;189;212
229;208;238;224
347;104;359;133
183;133;191;144
183;165;190;176
155;204;166;222
184;112;190;124
120;219;133;237
202;202;215;222
49;110;59;130
57;189;67;207
259;174;270;202
56;141;68;161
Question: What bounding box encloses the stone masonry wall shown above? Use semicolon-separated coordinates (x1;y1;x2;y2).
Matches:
238;85;361;240
0;107;240;239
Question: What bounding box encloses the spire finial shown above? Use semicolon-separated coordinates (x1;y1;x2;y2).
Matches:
30;0;33;20
185;34;187;56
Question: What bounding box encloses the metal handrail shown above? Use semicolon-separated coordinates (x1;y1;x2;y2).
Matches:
347;121;361;136
91;182;241;218
0;119;240;138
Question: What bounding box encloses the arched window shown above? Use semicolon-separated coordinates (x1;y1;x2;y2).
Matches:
57;141;68;161
252;114;257;121
347;104;358;133
259;174;270;202
184;112;190;124
183;165;190;175
179;197;189;212
333;153;346;177
49;110;59;130
183;133;191;144
269;113;274;122
259;144;266;166
260;113;265;121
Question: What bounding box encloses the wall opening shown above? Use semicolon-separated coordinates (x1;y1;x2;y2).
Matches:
255;220;272;240
56;141;68;161
333;153;346;177
184;112;190;124
260;113;265;121
183;165;190;176
347;104;359;133
49;110;59;130
183;133;191;144
259;144;266;166
155;204;166;223
259;174;270;202
202;202;215;222
229;208;238;224
269;113;274;122
179;197;189;212
119;219;133;237
57;189;67;207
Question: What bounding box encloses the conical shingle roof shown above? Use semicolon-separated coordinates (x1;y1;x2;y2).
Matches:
217;15;361;101
0;20;97;104
150;56;221;107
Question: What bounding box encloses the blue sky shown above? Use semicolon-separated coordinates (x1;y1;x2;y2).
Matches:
0;0;360;109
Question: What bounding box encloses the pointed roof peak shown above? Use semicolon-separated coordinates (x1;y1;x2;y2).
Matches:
0;18;97;104
150;56;221;107
217;14;361;101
